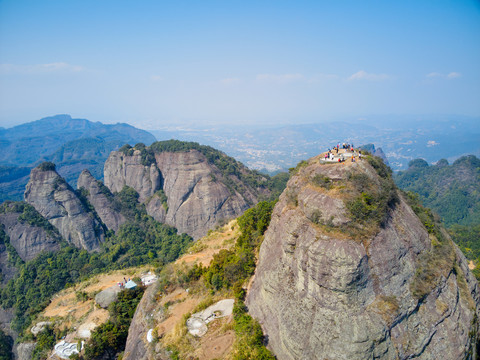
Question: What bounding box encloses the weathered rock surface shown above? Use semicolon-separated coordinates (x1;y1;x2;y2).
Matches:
77;169;126;232
104;144;269;239
150;150;253;239
103;150;161;203
95;285;123;309
0;212;60;262
247;156;480;360
123;282;169;360
24;166;104;251
15;342;36;360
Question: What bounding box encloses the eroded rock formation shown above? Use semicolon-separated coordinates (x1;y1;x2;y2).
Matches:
24;164;104;251
77;169;126;232
104;142;269;239
103;150;161;203
247;155;479;360
0;210;60;262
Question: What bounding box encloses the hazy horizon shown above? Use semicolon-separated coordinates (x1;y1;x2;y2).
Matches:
1;0;479;129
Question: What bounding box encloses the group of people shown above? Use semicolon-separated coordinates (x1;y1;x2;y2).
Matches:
117;277;131;288
323;142;362;163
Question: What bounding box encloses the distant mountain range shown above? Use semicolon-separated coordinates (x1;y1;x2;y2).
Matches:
0;115;156;201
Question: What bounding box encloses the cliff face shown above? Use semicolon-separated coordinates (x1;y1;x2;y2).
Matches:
247;155;480;360
148;150;252;239
104;143;268;239
24;165;105;251
0;212;60;262
77;169;126;232
103;150;161;203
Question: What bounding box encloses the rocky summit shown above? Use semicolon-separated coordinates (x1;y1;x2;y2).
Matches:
247;152;480;359
104;141;270;239
24;163;105;251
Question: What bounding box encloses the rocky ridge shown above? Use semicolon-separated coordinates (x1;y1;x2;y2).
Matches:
247;153;480;359
104;141;270;239
24;163;105;251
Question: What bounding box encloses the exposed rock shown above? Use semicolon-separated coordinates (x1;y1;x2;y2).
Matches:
15;342;36;360
151;150;252;239
104;143;270;239
94;285;123;309
247;155;479;360
103;150;161;203
77;169;126;232
0;212;60;262
24;165;104;251
30;321;53;336
123;282;170;360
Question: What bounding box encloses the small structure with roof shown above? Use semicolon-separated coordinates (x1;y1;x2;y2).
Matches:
125;279;137;289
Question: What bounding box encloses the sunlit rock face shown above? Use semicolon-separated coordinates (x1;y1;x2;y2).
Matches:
247;156;480;360
25;166;104;251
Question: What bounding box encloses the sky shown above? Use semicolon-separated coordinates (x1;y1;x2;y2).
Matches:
0;0;479;129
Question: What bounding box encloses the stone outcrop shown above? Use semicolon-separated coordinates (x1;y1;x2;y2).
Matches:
103;150;161;203
123;282;170;360
0;211;60;262
148;150;253;239
94;285;123;309
247;155;480;360
77;169;126;232
24;165;105;251
104;143;269;239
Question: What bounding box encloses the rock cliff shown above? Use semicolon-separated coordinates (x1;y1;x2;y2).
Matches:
24;163;105;251
0;206;60;262
104;149;161;203
247;154;480;359
104;141;270;239
77;169;126;232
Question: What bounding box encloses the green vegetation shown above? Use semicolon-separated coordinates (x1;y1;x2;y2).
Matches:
17;204;56;234
289;160;308;175
311;174;332;189
119;143;156;166
0;224;24;269
83;287;144;360
404;191;457;299
31;326;56;360
232;296;275;359
0;329;13;360
204;201;275;291
394;155;480;227
157;201;276;359
449;224;480;279
395;155;480;280
36;162;56;172
0;187;192;334
346;155;398;228
155;190;168;211
0;166;30;183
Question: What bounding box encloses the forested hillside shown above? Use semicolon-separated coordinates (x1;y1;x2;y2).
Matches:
395;155;480;277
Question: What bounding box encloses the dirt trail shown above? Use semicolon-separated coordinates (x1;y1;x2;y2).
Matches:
177;220;238;267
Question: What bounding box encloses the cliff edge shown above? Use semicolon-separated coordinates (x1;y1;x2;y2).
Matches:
247;152;480;359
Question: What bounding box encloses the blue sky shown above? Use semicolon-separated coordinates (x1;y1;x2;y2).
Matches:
0;0;479;128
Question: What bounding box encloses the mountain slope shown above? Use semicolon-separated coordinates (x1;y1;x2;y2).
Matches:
394;155;480;227
247;152;479;359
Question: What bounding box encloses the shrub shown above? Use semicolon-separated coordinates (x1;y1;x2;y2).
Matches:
36;162;56;172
